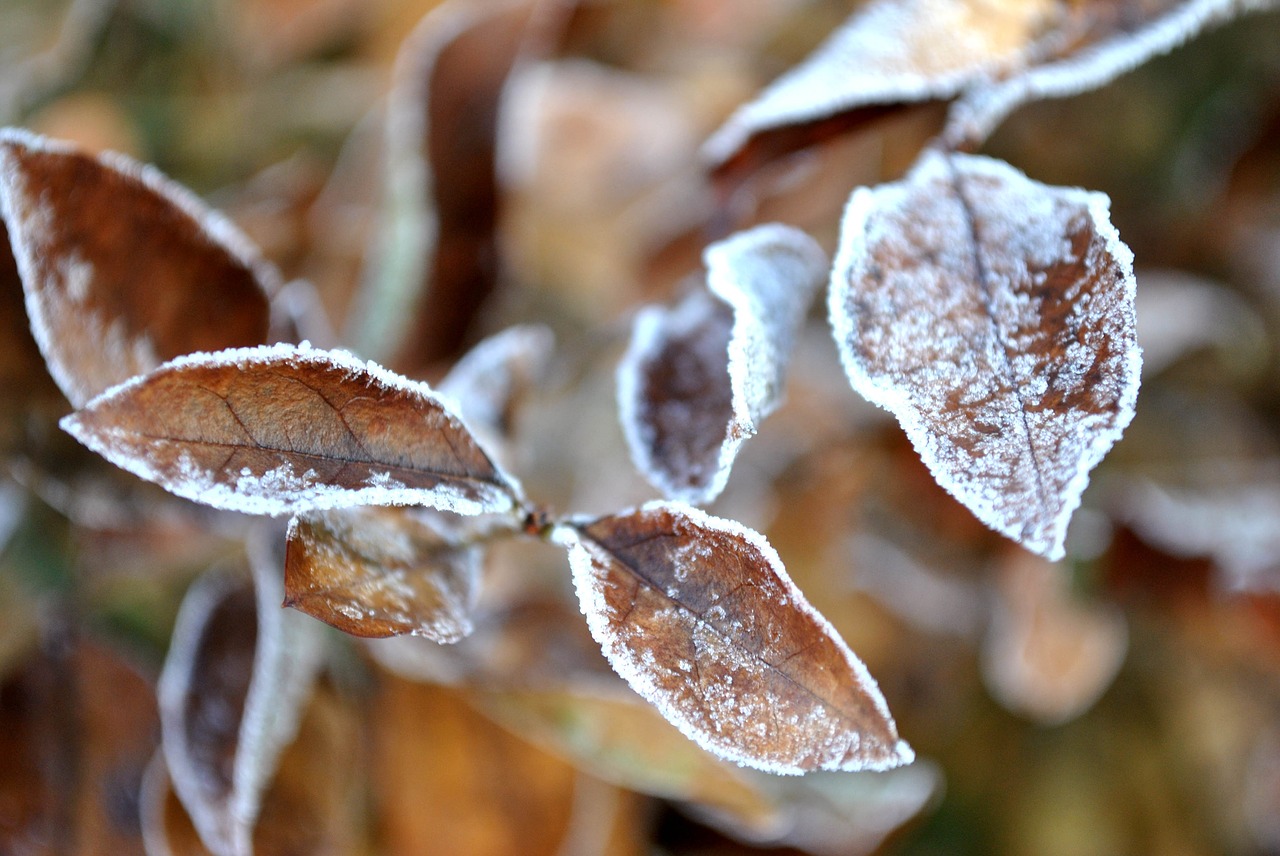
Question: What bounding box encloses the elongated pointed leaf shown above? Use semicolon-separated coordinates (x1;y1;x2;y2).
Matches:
830;150;1140;559
353;0;536;371
1;217;65;452
60;344;521;517
557;501;913;774
284;506;481;641
0;128;280;407
159;545;326;856
618;224;825;504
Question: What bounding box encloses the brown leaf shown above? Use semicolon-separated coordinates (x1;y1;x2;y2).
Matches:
619;224;826;504
0;128;280;407
142;683;362;856
830;150;1140;560
981;550;1128;725
705;0;1277;181
0;637;160;855
371;675;587;856
285;506;481;641
61;344;522;517
0;217;66;453
353;0;538;373
557;502;913;774
159;549;325;856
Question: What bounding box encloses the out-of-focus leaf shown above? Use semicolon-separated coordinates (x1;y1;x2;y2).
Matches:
438;323;555;463
691;760;944;856
142;682;362;856
705;0;1279;179
557;501;913;774
618;224;826;505
159;545;326;856
61;344;522;517
1;217;65;453
371;674;589;856
0;637;160;855
830;149;1140;560
353;0;537;372
474;684;785;838
1134;269;1265;377
981;550;1128;725
285;505;481;641
0;128;280;407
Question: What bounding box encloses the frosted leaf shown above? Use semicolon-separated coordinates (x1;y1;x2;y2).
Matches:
1121;477;1280;593
981;550;1128;725
437;323;555;462
619;224;826;505
0;128;281;408
690;760;944;856
351;0;536;370
285;505;481;641
60;343;522;518
945;0;1280;147
703;0;1058;170
830;150;1141;560
159;540;325;856
557;501;913;774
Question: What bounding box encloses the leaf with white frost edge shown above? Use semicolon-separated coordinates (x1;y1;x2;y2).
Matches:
0;127;280;408
830;149;1140;560
618;224;826;505
60;343;522;518
159;541;325;856
556;501;913;775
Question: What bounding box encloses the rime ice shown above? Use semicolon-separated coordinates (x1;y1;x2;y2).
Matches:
830;150;1140;560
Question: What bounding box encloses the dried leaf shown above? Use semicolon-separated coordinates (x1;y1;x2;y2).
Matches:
353;0;537;371
0;638;160;856
705;0;1278;177
691;761;944;856
285;505;481;641
0;128;280;407
474;685;785;837
619;224;825;504
159;546;326;856
830;150;1140;560
142;683;362;856
61;343;522;517
703;0;1050;172
557;501;913;774
371;676;585;856
438;323;555;460
981;551;1128;724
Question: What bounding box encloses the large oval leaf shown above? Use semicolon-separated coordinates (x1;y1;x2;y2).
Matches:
830;150;1140;560
0;128;280;407
60;344;521;517
557;502;913;774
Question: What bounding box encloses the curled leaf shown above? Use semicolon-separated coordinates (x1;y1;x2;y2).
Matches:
618;224;825;504
0;128;280;407
285;506;481;641
557;501;913;774
60;344;521;517
830;150;1140;559
354;0;537;371
159;546;326;856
